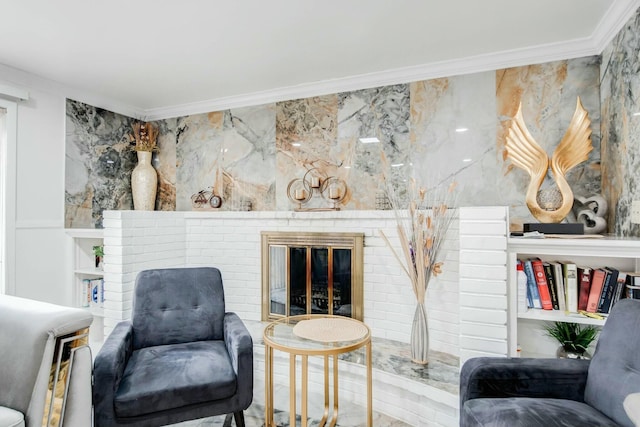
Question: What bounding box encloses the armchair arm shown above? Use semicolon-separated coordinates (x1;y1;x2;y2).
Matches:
460;357;590;407
223;313;253;409
92;321;133;427
62;345;92;427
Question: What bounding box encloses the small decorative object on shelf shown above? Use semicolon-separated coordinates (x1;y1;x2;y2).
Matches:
209;194;222;209
190;187;224;210
379;155;457;364
286;167;347;211
544;321;598;359
570;194;608;234
505;97;593;223
130;122;158;211
92;245;104;270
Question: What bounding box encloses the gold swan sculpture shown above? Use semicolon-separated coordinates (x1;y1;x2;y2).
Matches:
505;97;593;223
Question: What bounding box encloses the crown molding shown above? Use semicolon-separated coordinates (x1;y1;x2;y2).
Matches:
144;4;640;121
145;35;600;121
145;1;639;121
592;0;640;52
0;63;144;119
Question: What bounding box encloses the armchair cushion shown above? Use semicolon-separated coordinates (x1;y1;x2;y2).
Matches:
114;341;236;418
624;393;640;427
463;397;618;427
0;406;24;427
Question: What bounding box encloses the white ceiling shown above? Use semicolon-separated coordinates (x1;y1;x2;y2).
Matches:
0;0;638;118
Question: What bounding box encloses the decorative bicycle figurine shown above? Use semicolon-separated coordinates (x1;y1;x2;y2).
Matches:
190;187;223;209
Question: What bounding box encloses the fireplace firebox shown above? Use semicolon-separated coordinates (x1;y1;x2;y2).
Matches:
261;231;364;321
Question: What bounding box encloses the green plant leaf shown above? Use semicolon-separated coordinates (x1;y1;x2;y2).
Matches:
544;322;598;354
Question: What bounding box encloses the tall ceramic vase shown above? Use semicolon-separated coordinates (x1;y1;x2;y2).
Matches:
411;301;429;364
131;151;157;210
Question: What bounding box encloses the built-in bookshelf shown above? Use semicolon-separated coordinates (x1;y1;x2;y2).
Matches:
66;228;105;347
507;236;640;358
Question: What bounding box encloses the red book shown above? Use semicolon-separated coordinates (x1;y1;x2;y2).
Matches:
577;267;592;311
586;269;607;313
532;259;553;310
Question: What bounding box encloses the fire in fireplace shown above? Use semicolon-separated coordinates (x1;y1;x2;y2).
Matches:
261;231;364;321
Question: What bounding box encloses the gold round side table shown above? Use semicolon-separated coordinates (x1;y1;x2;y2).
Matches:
263;314;372;427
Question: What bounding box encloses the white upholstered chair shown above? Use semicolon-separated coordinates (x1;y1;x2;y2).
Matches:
0;295;93;427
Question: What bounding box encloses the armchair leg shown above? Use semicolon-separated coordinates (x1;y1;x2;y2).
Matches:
234;411;245;427
223;412;245;427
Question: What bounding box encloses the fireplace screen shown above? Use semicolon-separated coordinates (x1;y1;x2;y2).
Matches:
261;232;364;321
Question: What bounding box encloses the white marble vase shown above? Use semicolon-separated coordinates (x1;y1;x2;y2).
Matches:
411;301;429;364
131;151;157;210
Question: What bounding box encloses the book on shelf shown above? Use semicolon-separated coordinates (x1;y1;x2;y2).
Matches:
80;278;91;308
523;259;542;309
89;278;105;308
586;268;607;313
597;267;619;313
577;266;592;311
607;272;628;313
549;261;567;312
543;261;560;310
562;262;578;313
517;260;530;311
531;258;553;310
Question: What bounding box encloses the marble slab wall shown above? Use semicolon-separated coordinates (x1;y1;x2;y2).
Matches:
65;100;136;228
65;99;175;228
496;57;601;227
66;56;609;230
601;7;640;237
175;105;276;211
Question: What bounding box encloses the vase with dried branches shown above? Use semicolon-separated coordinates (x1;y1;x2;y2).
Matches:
380;174;457;364
130;122;158;210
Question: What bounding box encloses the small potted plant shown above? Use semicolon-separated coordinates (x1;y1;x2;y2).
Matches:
93;245;104;270
544;321;598;359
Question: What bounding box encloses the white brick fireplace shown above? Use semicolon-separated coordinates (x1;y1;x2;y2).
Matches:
100;207;510;426
101;210;465;350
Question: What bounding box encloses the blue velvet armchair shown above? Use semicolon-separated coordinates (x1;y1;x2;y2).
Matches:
460;298;640;427
93;267;253;427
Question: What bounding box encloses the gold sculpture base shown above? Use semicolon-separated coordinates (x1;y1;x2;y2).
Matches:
523;223;584;235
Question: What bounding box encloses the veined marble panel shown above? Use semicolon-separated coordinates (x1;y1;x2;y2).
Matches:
175;104;276;211
496;57;601;228
155;119;177;211
275;96;338;210
65;99;137;228
601;9;640;236
410;73;498;210
337;84;410;209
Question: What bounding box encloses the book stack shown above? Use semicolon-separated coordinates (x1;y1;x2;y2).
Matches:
81;278;105;308
518;258;637;315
